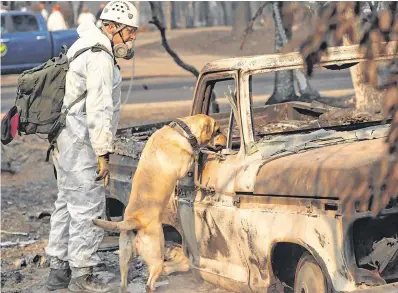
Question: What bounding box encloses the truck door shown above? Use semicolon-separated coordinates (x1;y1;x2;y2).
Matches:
178;72;251;291
2;13;51;67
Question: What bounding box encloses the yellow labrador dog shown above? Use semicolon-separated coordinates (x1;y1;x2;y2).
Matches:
93;114;227;292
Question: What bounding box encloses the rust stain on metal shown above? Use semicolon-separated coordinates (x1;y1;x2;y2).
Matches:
242;221;268;280
254;139;387;201
314;229;326;248
201;209;231;259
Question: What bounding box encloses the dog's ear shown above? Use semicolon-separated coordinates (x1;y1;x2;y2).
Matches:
199;117;215;144
205;118;216;136
205;121;211;135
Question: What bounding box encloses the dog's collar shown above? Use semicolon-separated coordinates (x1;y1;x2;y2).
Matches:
169;119;200;153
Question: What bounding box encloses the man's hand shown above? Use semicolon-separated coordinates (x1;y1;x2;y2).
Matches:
95;153;110;187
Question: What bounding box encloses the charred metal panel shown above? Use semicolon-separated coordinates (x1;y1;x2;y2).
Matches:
178;190;250;290
252;102;326;125
352;214;398;283
201;42;397;75
108;137;146;205
108;154;138;206
115;120;170;138
236;196;357;293
109;121;169;205
233;158;264;193
200;153;244;195
254;139;388;200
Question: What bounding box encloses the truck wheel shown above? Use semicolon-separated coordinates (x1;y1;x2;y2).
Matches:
294;252;328;293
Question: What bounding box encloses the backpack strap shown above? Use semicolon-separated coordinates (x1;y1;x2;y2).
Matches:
69;43;114;64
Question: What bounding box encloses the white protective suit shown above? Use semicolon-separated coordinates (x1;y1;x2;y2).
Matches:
47;10;68;31
45;21;122;276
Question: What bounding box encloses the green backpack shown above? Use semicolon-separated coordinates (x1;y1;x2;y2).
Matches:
13;43;112;160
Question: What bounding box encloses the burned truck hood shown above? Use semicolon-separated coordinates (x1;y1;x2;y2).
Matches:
253;124;390;199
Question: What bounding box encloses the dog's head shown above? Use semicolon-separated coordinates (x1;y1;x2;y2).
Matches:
181;114;227;151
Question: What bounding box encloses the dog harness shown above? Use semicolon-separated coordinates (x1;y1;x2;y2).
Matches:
169;119;200;158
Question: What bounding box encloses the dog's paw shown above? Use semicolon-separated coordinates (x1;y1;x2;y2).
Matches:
145;284;154;293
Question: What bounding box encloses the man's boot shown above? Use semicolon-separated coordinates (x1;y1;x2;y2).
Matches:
46;257;71;291
68;272;113;293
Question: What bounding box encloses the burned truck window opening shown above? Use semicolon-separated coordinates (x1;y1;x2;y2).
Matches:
246;60;390;142
206;78;241;150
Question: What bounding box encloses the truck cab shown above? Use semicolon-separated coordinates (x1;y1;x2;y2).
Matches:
1;11;78;74
109;43;398;293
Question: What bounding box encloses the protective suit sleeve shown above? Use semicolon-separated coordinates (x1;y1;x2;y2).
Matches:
86;51;115;156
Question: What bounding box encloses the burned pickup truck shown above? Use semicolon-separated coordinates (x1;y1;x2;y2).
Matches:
108;44;398;293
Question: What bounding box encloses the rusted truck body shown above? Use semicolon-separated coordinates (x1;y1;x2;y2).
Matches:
108;44;398;293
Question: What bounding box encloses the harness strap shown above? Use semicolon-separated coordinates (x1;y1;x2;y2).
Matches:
169;119;200;153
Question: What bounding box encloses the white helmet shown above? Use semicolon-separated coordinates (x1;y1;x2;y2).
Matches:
100;0;139;28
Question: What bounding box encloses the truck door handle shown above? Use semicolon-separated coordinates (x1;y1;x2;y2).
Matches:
36;36;46;40
0;39;10;43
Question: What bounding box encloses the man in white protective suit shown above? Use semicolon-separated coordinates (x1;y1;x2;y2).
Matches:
47;4;68;31
77;7;97;25
44;1;139;292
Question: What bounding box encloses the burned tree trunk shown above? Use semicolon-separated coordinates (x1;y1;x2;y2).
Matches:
343;3;384;113
149;2;199;77
272;2;320;101
232;2;252;37
164;1;172;30
185;2;194;28
220;2;233;26
349;62;385;112
268;2;298;104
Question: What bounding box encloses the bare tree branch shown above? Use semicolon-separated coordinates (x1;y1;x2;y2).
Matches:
148;1;220;113
149;1;199;77
272;2;320;100
240;2;267;50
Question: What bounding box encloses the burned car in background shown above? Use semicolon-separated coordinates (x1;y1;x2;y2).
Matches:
108;43;398;293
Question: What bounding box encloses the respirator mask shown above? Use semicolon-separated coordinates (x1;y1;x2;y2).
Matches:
113;40;135;60
111;26;135;60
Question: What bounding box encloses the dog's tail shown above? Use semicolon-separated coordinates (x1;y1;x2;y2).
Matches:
93;218;138;231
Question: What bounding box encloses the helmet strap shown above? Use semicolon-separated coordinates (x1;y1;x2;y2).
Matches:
101;22;126;41
113;24;126;36
111;24;128;45
118;30;128;45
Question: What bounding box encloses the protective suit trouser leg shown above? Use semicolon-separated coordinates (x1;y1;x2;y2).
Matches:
67;179;105;274
45;129;105;276
46;148;70;264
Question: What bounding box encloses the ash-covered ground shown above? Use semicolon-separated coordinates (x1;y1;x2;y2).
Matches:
1;134;229;293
